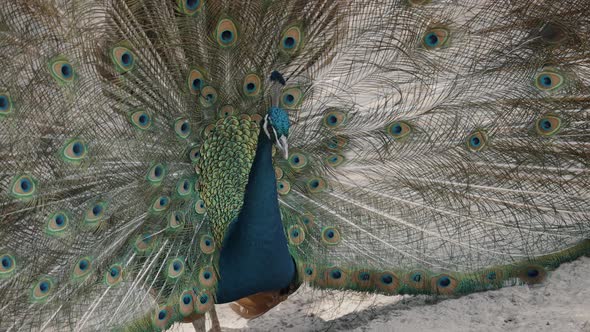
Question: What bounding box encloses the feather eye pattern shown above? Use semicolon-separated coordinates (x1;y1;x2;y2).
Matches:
110;44;136;73
48;57;76;84
0;0;589;331
0;92;13;116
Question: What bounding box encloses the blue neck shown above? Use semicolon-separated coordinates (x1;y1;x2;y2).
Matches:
215;128;295;303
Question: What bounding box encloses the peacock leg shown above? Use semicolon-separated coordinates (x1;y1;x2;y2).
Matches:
208;306;221;332
191;315;206;332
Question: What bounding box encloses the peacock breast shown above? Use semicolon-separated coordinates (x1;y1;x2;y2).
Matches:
197;115;260;247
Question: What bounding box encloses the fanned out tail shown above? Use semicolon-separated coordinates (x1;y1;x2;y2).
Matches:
272;0;590;297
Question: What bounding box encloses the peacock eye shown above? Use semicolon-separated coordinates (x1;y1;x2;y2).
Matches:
0;93;13;115
180;0;203;15
280;87;303;109
422;28;450;49
535;114;561;136
49;58;75;84
216;18;238;47
199;86;218;107
243;74;261;96
130;110;152;130
534;69;564;91
466;130;488;152
174;118;191;138
386;121;411;139
280;26;303;54
111;46;135;73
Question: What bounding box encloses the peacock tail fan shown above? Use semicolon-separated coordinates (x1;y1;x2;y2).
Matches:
0;0;589;331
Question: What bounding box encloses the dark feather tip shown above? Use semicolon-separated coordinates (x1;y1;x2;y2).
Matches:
270;71;286;85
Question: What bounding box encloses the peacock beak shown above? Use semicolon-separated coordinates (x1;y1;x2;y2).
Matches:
276;135;288;159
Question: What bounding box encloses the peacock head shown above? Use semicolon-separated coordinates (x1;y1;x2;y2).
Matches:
263;71;290;159
263;106;290;159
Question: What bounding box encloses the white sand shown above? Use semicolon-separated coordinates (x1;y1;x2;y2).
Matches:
174;256;590;332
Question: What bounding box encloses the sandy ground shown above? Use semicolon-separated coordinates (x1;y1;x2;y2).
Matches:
173;256;590;332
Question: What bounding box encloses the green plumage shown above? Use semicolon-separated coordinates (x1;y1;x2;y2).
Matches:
0;0;589;331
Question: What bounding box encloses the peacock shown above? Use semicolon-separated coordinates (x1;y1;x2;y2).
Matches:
1;0;589;330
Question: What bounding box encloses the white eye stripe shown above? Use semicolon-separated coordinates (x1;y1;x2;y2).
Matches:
263;114;272;140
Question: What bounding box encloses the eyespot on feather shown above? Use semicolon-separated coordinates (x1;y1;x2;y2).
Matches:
168;211;184;231
178;0;203;15
0;92;14;116
176;178;192;197
466;130;488;152
280;26;303;54
134;233;157;254
431;274;458;295
189;146;201;163
152;306;173;330
216;18;238;47
352;270;374;289
61;139;88;163
130;110;152;130
199;266;217;288
422;28;450;49
534;69;564;91
376;271;400;294
167;258;185;279
243;74;262;97
105;264;124;286
152;195;170;212
174;118;191;138
535;114;562;136
200;234;215;254
188;68;206;94
195;199;206;214
306;177;327;193
274;167;284;180
386;121;412;139
10;174;37;199
518;265;547;284
480;268;504;287
325;153;345;167
46;211;69;236
85;201;107;225
178;290;196;316
288;152;308;170
325;267;347;288
72;257;93;280
277;179;291;195
49;58;75;84
325;136;349;151
218;105;235;118
301;213;315;228
0;253;16;277
301;263;317;282
405;270;429;291
31;277;55;302
195;289;213;313
147;163;166;184
280;87;303;109
538;22;568;44
321;226;341;245
323;110;347;129
111;46;135;73
251;113;262;123
288;225;305;245
199;86;218;108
